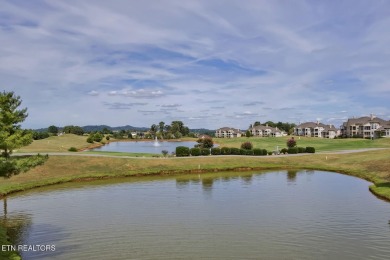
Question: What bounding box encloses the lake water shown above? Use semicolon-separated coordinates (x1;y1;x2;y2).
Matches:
89;141;198;154
1;170;390;259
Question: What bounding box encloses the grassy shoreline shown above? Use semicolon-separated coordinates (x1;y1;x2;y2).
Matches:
1;149;390;201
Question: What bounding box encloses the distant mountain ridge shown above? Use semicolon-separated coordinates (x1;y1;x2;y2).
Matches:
34;125;215;133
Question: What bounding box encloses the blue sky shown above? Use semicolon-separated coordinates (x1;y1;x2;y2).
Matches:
1;0;389;129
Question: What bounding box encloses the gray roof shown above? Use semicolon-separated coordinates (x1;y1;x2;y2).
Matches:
295;122;327;128
251;125;282;133
216;127;241;133
345;116;387;126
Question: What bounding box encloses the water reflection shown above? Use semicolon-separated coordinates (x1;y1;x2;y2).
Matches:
175;172;255;193
1;198;33;245
287;170;298;183
2;170;390;260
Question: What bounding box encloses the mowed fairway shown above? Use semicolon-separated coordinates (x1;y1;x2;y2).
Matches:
16;134;92;153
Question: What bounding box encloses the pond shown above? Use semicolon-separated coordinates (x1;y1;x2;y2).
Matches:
88;140;198;154
1;170;390;259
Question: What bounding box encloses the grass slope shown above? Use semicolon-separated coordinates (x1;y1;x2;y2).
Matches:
16;134;96;153
1;149;390;200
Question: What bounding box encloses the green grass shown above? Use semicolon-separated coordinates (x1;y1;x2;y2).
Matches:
1;149;390;200
15;134;95;153
0;226;21;260
214;136;390;152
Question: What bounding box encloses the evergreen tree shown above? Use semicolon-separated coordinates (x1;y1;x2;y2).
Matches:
0;91;33;158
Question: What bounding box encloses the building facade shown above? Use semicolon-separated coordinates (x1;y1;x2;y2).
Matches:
250;124;286;137
340;114;389;138
215;127;242;138
294;121;339;139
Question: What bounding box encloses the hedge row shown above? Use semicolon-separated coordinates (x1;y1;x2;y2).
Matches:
176;146;315;157
287;147;315;154
176;147;268;157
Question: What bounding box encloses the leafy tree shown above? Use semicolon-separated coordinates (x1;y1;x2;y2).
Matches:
0;91;33;158
253;121;261;126
63;125;84;135
32;131;49;140
241;142;253;150
159;121;165;134
246;130;251;137
196;137;214;149
48;125;59;134
150;124;158;137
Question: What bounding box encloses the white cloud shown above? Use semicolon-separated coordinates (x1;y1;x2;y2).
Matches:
1;0;389;129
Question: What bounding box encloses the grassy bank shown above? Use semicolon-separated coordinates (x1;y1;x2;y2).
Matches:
1;149;390;200
0;226;21;260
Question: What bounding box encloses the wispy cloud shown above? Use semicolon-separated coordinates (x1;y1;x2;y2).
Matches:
1;0;390;129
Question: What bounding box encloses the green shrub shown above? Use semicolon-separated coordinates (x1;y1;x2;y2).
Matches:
221;147;231;155
240;149;247;155
200;148;210;156
87;136;94;143
16;154;49;173
297;147;306;153
1;154;49;178
190;147;201;156
211;147;221;155
93;133;103;142
231;148;241;155
253;148;262;156
267;151;273;155
262;149;268;156
287;137;297;148
280;148;288;154
288;147;298;154
241;141;253;150
68;147;77;152
246;150;254;155
106;136;110;141
176;146;190;157
0;159;20;178
161;150;169;157
306;147;315;153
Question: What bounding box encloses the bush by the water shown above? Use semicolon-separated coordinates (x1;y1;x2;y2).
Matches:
176;146;190;157
211;147;221;155
306;147;316;153
190;148;201;156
